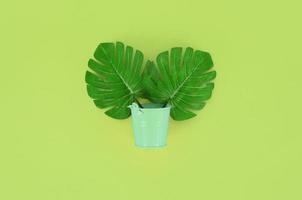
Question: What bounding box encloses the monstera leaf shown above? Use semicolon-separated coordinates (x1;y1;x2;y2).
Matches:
85;42;144;119
142;60;166;103
143;47;216;121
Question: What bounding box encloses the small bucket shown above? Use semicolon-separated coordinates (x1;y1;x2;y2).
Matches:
128;103;171;148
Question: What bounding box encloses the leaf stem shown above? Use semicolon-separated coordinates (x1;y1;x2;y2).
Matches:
135;98;143;108
162;102;168;108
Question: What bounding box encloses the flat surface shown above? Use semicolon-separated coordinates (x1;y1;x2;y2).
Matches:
1;0;302;199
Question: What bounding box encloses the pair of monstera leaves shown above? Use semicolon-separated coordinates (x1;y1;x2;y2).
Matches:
85;42;216;121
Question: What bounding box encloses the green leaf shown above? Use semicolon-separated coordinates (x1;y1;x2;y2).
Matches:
85;42;144;119
142;60;169;103
105;96;133;119
170;104;196;121
148;47;216;121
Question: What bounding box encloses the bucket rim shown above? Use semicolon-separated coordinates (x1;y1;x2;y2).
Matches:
129;103;171;110
140;105;171;110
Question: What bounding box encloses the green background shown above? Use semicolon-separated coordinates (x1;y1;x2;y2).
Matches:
1;0;302;199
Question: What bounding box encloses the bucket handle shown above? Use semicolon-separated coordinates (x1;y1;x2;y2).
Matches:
128;103;144;115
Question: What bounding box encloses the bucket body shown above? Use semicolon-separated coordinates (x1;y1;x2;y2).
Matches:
129;103;171;148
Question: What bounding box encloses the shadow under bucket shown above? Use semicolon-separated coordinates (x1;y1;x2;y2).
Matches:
128;103;171;148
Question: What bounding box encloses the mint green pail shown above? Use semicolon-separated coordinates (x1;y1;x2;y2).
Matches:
128;103;171;148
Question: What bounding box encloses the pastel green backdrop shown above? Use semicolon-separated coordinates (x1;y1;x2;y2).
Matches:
1;0;302;199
